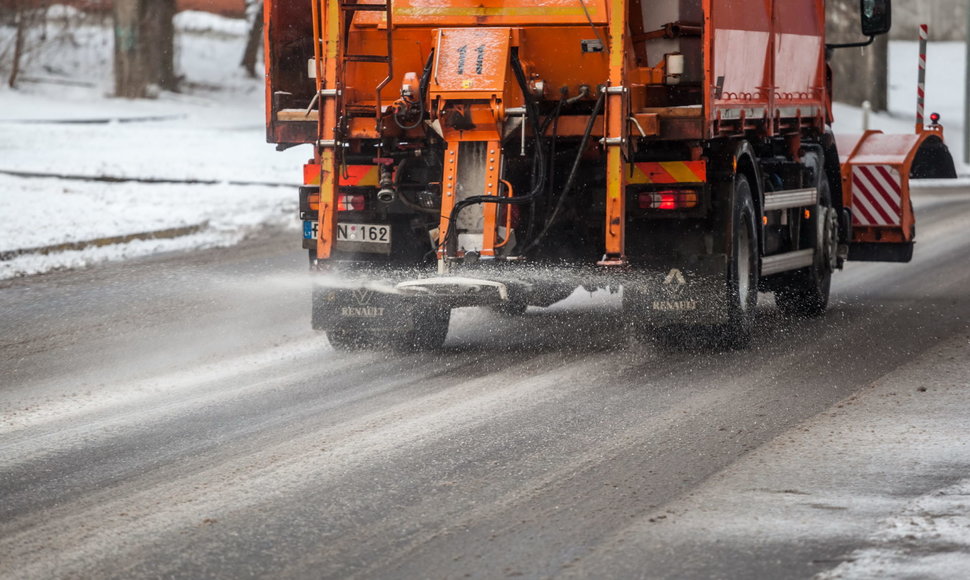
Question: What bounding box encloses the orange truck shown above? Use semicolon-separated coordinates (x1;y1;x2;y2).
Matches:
264;0;955;349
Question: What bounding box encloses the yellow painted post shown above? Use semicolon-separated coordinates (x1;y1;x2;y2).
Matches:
315;0;342;259
600;0;629;265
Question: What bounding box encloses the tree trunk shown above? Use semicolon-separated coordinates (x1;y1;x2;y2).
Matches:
241;0;263;78
144;0;178;92
8;2;27;89
113;0;177;98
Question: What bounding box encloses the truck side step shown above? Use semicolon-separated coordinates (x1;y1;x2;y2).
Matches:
763;188;818;211
761;249;815;276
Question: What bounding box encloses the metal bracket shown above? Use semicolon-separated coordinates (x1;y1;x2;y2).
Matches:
628;116;647;137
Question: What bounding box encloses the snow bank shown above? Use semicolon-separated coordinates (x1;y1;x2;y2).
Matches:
174;10;249;36
0;175;295;279
819;479;970;579
0;10;305;279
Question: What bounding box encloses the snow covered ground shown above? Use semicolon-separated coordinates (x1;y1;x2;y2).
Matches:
0;9;309;279
0;10;966;279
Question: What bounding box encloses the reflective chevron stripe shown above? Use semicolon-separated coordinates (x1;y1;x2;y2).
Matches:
304;165;380;187
852;165;902;227
629;161;707;184
340;165;380;187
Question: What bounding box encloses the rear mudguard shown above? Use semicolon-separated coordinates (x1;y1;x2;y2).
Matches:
623;254;731;327
311;276;510;331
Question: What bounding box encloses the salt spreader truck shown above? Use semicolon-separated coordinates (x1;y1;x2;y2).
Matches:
263;0;955;349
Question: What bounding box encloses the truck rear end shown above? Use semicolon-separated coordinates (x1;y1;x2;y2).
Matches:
264;0;955;349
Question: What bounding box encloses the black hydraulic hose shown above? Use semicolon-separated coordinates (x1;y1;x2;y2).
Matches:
539;91;565;136
545;89;567;198
527;90;567;247
525;92;566;249
418;49;434;97
522;88;605;255
437;51;549;255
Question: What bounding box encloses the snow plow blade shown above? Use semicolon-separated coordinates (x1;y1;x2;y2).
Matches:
837;129;955;263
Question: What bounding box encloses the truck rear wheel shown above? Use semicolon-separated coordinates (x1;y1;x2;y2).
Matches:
393;307;451;351
327;307;451;352
327;325;381;351
718;174;759;347
774;156;835;317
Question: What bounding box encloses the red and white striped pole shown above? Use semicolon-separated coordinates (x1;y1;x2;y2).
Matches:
915;24;928;132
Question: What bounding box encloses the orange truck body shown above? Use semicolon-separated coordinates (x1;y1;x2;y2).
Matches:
263;0;955;347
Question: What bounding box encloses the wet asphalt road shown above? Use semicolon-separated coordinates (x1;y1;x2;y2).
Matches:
1;188;969;579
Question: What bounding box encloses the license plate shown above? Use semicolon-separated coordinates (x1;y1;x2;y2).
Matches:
303;222;391;244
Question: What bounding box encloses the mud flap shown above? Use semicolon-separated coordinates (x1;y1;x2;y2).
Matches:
312;286;408;332
624;254;730;327
311;277;510;331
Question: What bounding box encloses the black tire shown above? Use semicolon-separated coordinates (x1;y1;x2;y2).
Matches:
327;324;381;351
622;284;655;341
491;296;528;316
775;153;834;317
719;174;759;347
327;307;450;351
392;307;451;351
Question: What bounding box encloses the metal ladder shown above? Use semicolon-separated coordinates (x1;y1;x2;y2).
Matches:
340;0;394;125
309;0;395;260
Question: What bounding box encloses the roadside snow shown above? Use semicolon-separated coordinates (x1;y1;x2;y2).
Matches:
173;10;250;36
819;479;970;579
0;231;235;280
0;9;307;279
0;176;295;279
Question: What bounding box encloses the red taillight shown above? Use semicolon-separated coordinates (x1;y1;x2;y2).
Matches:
638;190;699;210
337;194;367;211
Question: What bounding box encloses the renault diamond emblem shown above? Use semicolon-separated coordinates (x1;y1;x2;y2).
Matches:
352;288;373;305
663;269;687;295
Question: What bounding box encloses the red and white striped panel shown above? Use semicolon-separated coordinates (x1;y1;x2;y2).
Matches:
851;165;902;226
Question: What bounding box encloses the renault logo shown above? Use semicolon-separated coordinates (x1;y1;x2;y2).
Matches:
352;288;373;305
663;269;687;295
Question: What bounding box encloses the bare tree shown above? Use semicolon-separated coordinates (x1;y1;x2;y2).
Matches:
113;0;177;98
241;0;263;78
7;0;27;88
5;0;51;89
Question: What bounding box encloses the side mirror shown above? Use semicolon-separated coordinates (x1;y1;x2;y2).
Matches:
861;0;892;37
